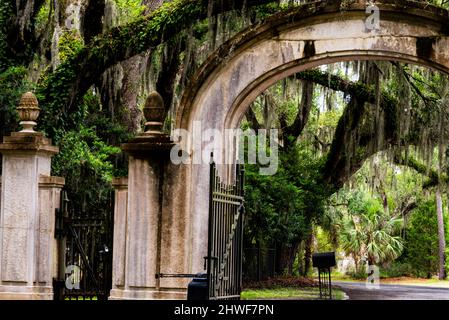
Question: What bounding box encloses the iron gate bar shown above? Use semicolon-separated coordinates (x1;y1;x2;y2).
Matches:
53;190;113;300
67;224;101;289
216;206;243;283
206;154;244;300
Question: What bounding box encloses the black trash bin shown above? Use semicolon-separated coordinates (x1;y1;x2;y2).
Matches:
187;273;208;300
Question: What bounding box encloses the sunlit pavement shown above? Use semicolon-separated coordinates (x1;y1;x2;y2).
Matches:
333;281;449;300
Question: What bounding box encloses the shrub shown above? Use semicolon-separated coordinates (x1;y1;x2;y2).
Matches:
403;200;440;278
380;262;414;278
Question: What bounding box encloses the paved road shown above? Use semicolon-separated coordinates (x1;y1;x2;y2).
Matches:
334;281;449;300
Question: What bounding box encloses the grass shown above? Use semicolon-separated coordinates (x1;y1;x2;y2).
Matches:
241;286;346;300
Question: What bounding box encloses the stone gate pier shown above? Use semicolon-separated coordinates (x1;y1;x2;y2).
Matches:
109;92;191;300
0;92;64;299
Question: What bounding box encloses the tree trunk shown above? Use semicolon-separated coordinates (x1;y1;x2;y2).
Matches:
275;240;300;276
436;186;447;280
297;241;304;276
303;233;313;276
353;253;359;273
118;55;145;133
81;0;105;43
287;242;300;276
275;243;284;274
276;244;291;275
5;0;46;66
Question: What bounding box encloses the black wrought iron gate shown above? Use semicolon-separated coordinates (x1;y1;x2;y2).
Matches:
205;157;245;300
53;191;113;300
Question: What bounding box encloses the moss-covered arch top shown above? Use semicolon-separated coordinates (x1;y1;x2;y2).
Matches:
176;2;449;260
177;0;449;137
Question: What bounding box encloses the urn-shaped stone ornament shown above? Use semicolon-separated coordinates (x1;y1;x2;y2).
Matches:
17;91;40;133
143;91;165;134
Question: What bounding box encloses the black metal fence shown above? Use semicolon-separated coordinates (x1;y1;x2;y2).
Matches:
53;190;113;300
243;247;276;281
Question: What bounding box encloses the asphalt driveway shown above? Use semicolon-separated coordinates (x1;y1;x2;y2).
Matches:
334;281;449;300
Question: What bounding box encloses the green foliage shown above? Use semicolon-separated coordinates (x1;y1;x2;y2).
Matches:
0;66;32;137
318;109;342;128
35;0;51;34
315;227;334;252
447;247;449;276
37;0;302;141
431;0;449;9
0;1;13;72
58;30;84;63
244;137;326;248
380;262;415;278
403;200;448;278
339;190;404;267
251;3;281;20
52;126;121;211
347;269;368;280
113;0;146;25
38;0;207;139
1;0;448;284
49;90;129;214
244;161;306;246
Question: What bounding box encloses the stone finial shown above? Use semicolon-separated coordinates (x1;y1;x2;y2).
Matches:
143;91;165;135
17;91;40;133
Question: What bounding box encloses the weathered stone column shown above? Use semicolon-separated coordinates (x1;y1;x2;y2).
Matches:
110;177;128;293
0;92;64;299
109;92;190;300
38;176;65;290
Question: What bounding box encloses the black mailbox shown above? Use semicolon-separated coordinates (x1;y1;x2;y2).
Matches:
312;252;336;299
187;273;208;300
312;252;336;269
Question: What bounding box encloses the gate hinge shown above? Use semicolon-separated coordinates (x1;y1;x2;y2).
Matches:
54;208;64;239
203;256;218;270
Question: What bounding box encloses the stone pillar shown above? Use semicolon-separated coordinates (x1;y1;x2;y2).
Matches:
0;92;64;299
38;176;65;286
110;177;128;293
109;92;189;300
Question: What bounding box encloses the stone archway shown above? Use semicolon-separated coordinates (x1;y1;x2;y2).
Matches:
176;0;449;281
110;0;449;300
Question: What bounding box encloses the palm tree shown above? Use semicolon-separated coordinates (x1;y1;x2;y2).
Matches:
340;193;404;270
340;217;364;272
